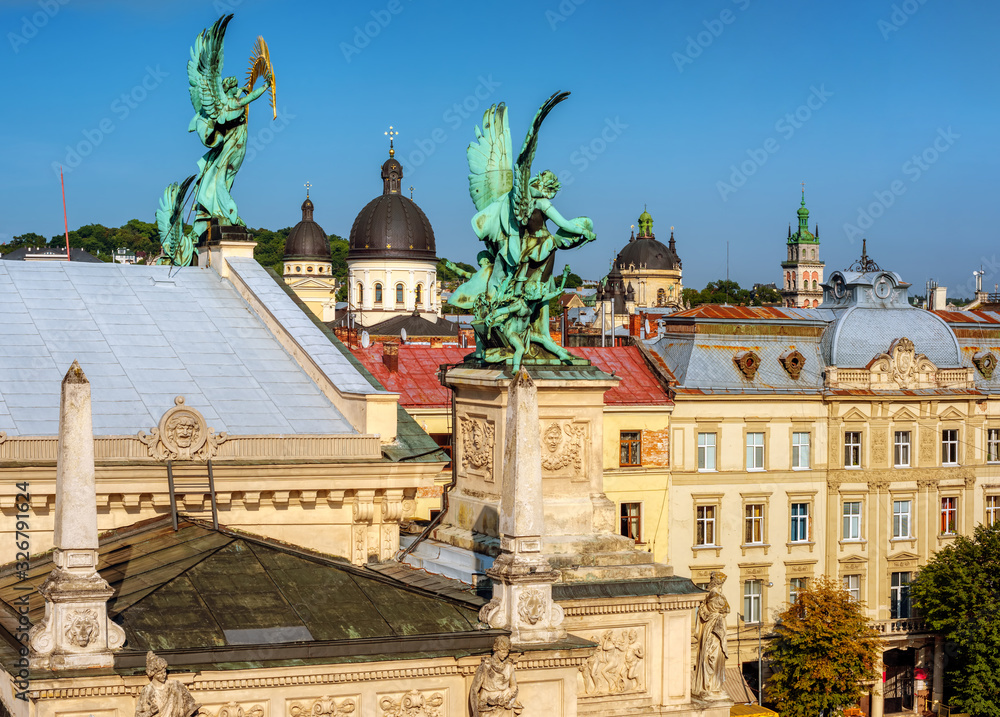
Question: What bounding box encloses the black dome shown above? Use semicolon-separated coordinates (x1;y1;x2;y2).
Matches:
284;197;331;261
615;236;680;272
348;151;437;261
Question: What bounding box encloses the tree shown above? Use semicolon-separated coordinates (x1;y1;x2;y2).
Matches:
765;576;882;716
910;522;1000;716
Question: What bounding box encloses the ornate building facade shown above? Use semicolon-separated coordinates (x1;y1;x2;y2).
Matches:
346;142;440;327
779;190;824;308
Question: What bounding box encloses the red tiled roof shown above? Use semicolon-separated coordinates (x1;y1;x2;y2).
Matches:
349;344;672;407
669;305;812;320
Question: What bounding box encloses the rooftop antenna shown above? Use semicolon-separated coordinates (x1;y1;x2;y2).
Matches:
726;241;730;304
60;166;71;261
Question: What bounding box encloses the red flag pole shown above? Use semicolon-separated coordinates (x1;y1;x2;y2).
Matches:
60;166;70;261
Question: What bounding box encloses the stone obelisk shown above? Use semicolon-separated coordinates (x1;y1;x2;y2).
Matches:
478;370;566;644
29;361;126;669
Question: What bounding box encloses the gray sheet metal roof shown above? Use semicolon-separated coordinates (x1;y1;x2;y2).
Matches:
0;260;355;436
821;305;961;369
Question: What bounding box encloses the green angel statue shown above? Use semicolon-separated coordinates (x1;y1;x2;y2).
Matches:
454;92;596;371
186;14;275;239
155;175;197;267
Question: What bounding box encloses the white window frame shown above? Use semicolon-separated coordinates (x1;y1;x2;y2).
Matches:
792;432;810;470
743;579;762;624
894;430;911;468
893;499;912;538
844;431;862;468
789;577;807;604
697;432;717;471
942;429;959;466
620;502;642;542
744;503;764;545
890;571;911;619
696;505;717;546
842;501;862;541
746;432;765;471
988;428;1000;464
987;495;1000;527
843;574;861;601
941;496;958;535
790;502;810;543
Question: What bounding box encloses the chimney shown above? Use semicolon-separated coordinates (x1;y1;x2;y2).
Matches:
629;313;642;337
29;361;126;670
382;343;399;372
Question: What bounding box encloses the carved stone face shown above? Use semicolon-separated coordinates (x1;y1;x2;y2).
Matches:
67;614;96;647
544;424;563;453
167;415;198;449
470;422;484;449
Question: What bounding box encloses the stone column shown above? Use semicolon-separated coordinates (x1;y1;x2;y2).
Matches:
29;361;126;670
931;635;945;710
871;654;885;717
479;370;565;645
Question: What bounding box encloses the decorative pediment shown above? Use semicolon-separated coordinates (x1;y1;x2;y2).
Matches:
892;406;918;422
734;351;760;381
887;551;920;562
939;407;965;421
840;408;868;423
137;396;228;461
288;277;336;289
838;554;867;565
779;350;805;380
825;336;975;391
973;351;996;379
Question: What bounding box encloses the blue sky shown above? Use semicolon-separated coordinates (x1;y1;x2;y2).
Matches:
2;0;998;296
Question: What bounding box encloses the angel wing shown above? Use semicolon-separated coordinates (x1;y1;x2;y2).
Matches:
187;14;234;143
467;103;514;212
156;175;196;265
512;91;570;226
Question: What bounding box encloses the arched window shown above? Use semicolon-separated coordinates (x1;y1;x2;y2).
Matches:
396;283;404;305
374;283;383;304
357;282;363;304
656;288;666;306
812;299;819;308
415;284;423;307
812;280;817;290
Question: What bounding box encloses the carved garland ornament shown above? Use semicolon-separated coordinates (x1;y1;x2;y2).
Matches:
540;421;586;471
973;351;997;379
137;396;228;461
289;696;357;717
459;416;495;477
378;690;445;717
197;703;265;717
779;350;806;380
733;351;760;381
579;628;645;696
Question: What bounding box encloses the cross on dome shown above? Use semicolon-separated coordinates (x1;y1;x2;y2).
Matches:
385;125;399;157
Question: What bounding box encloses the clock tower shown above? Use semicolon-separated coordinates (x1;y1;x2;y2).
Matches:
780;187;825;308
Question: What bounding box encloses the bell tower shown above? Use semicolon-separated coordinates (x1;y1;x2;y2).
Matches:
779;185;825;308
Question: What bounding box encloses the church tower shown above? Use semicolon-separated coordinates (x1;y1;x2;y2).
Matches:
780;187;824;308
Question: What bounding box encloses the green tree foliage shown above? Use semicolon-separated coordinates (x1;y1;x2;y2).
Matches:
910;522;1000;716
564;271;584;289
765;576;882;716
683;279;782;307
250;226;293;274
6;233;47;250
437;257;476;283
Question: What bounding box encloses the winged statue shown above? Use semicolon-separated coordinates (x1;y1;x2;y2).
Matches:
154;14;275;266
155;175;197;267
451;92;596;371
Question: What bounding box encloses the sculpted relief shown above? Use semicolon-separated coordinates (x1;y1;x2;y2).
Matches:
460;416;495;481
138;396;227;461
539;421;586;473
288;697;357;717
378;690;445;717
579;628;645;696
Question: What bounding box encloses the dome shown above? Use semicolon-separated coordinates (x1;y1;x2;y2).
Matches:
284;196;331;261
615;236;679;272
348;150;437;261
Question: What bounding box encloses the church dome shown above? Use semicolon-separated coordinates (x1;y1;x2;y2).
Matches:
284;196;331;261
615;210;681;272
348;148;437;261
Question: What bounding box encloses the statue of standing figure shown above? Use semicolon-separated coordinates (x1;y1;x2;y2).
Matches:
470;636;524;717
453;92;596;372
135;651;200;717
693;571;730;700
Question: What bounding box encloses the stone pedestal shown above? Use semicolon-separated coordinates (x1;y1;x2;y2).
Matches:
436;363;671;582
197;220;257;278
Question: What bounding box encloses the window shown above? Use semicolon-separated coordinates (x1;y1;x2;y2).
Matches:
792;432;810;469
429;433;452;472
620;503;641;542
941;429;959;465
941;497;958;535
843;574;861;601
415;284;423;306
657;288;666;306
890;572;911;619
746;432;764;471
696;506;716;546
374;283;383;304
619;431;641;467
845;431;862;468
744;504;764;544
893;500;912;538
842;501;862;541
789;577;807;604
989;429;1000;463
697;433;716;471
790;502;809;542
894;431;911;467
987;496;1000;527
356;282;363;304
395;283;405;305
743;580;762;624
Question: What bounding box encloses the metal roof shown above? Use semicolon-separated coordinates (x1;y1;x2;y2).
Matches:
0;260;361;436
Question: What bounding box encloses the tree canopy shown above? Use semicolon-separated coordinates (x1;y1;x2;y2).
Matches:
682;279;782;307
910;522;1000;716
765;576;882;717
